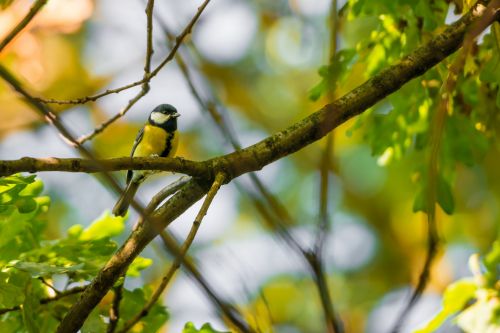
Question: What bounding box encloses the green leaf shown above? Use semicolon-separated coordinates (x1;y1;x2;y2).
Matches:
127;257;153;277
483;241;500;278
19;180;44;197
22;281;40;333
183;322;230;333
9;261;84;278
412;185;427;214
308;80;327;102
118;288;169;333
0;175;36;186
414;278;476;333
436;176;454;215
81;308;106;333
0;272;25;308
80;211;125;241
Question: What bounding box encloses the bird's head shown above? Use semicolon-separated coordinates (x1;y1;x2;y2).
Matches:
148;104;180;128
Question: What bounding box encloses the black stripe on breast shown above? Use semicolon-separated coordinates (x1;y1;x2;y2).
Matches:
161;131;175;157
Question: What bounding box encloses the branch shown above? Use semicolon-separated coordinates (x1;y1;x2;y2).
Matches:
0;286;86;315
117;173;226;333
0;0;48;53
35;0;211;106
48;2;500;331
0;156;207;178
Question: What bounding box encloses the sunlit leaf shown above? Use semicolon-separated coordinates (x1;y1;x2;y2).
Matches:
183;322;230;333
414;278;476;333
80;211;125;241
127;257;153;277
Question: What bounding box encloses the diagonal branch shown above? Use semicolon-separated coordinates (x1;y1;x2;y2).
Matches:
117;173;226;333
0;0;48;53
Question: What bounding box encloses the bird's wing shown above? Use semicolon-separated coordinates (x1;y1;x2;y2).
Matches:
126;127;145;184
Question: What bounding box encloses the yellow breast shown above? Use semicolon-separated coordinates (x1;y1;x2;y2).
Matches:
133;125;177;158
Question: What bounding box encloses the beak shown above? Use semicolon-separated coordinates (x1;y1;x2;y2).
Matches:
172;112;180;118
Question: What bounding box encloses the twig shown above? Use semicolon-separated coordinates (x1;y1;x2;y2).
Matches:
315;0;339;254
0;286;86;315
35;0;211;106
311;1;342;332
0;0;48;53
305;253;342;333
76;0;158;144
143;0;155;76
158;231;253;333
38;277;61;295
107;281;124;333
117;173;226;333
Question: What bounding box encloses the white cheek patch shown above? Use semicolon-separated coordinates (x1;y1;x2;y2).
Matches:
150;112;170;124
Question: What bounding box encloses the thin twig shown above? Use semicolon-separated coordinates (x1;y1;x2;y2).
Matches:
35;0;211;106
107;281;124;333
143;0;155;76
311;1;342;331
76;0;157;144
117;173;226;333
38;277;61;295
0;0;48;53
0;286;86;315
158;231;253;333
315;0;339;254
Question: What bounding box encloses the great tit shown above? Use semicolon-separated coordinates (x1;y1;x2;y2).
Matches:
112;104;180;217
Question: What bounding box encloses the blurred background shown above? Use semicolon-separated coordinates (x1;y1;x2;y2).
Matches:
1;0;499;332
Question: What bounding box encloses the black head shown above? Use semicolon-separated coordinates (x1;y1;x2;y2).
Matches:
148;104;180;129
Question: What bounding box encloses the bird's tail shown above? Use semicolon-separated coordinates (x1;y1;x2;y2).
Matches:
112;180;141;217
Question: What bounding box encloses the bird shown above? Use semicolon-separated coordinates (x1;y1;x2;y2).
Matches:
112;104;180;217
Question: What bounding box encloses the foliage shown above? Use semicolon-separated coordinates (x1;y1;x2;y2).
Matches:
415;241;500;333
182;322;230;333
0;175;164;332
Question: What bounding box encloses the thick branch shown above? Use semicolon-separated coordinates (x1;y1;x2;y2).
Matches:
0;156;207;178
48;2;500;331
